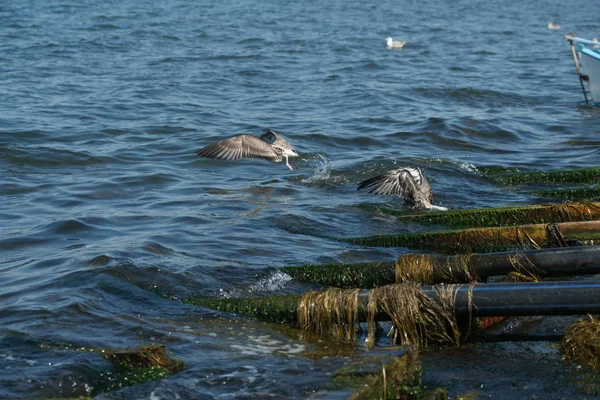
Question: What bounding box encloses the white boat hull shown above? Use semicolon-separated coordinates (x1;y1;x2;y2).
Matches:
565;35;600;105
579;47;600;104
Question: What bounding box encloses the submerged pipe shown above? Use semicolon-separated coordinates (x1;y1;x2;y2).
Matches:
186;280;600;323
432;245;600;282
360;280;600;317
284;246;600;287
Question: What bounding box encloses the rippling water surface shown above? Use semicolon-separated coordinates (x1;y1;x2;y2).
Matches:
2;0;600;398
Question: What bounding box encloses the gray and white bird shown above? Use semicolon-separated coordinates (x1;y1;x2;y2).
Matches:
357;167;446;210
196;130;299;170
386;37;407;49
547;22;561;30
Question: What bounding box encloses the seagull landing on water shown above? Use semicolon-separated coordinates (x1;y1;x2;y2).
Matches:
357;167;447;210
548;22;561;30
386;37;407;49
196;130;299;170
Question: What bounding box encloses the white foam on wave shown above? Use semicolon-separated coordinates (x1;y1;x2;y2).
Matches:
458;162;477;172
230;335;305;356
217;271;292;299
246;271;292;294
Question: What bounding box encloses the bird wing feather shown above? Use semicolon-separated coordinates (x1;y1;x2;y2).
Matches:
196;135;281;161
357;168;422;200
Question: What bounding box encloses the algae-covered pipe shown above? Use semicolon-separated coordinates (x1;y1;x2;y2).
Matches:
389;201;600;228
284;245;600;287
186;280;600;322
356;281;600;317
343;220;600;253
418;281;600;317
461;245;600;280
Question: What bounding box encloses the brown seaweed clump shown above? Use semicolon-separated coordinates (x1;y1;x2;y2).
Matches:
562;315;600;371
366;282;463;348
395;253;478;284
102;344;185;374
297;283;466;348
505;251;542;282
297;287;361;341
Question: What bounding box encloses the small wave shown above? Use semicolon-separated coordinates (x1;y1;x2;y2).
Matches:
301;154;332;184
414;87;539;106
230;335;305;356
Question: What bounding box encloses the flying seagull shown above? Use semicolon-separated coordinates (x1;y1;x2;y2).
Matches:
196;130;298;170
548;22;561;30
386;37;407;49
357;167;447;210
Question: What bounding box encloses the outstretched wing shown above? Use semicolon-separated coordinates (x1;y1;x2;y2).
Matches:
196;134;282;162
357;168;422;201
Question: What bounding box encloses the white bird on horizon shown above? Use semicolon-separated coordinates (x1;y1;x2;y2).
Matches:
196;130;298;170
357;167;447;210
548;22;561;30
386;37;407;49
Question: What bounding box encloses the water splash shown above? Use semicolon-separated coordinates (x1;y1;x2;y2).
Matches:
246;271;292;294
218;271;292;298
458;162;477;172
301;154;332;184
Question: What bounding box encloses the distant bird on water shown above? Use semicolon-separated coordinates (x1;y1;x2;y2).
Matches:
357;167;447;210
196;130;299;170
386;37;407;49
548;22;561;30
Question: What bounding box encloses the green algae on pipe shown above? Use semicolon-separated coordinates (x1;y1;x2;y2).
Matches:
281;261;395;289
482;166;600;185
340;220;600;253
183;294;300;324
529;187;600;201
377;202;600;228
186;281;600;321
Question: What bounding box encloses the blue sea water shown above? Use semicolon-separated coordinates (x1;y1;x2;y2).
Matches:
1;0;600;398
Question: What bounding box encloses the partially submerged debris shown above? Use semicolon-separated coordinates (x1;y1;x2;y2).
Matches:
93;344;186;389
562;315;600;371
101;344;185;375
337;348;445;400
